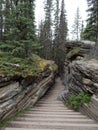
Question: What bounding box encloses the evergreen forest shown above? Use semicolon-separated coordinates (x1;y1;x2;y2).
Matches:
0;0;98;74
0;0;98;128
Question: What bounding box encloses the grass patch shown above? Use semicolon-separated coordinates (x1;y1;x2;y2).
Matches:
66;93;91;110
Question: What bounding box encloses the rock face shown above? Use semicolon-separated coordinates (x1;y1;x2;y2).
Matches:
65;41;95;61
63;41;95;97
0;59;57;121
80;95;98;121
69;60;98;95
63;41;98;121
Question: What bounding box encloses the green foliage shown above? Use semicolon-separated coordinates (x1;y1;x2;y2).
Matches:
0;0;3;41
58;0;68;42
49;63;58;72
0;40;41;57
38;0;68;73
82;0;98;42
0;0;39;57
67;48;80;58
0;51;56;77
0;52;45;77
39;0;53;60
54;0;60;35
52;0;67;73
82;22;97;42
66;93;91;110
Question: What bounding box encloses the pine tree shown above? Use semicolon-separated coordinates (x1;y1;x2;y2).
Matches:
38;0;53;60
54;0;60;36
52;0;60;60
0;0;3;41
87;0;98;36
54;0;67;73
71;7;82;40
58;0;67;43
83;0;98;43
0;0;37;57
82;0;98;58
80;20;84;40
38;20;47;58
38;0;67;72
44;0;53;60
82;22;96;41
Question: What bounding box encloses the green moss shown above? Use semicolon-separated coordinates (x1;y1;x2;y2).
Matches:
49;64;58;72
0;52;55;77
67;48;80;58
70;48;80;55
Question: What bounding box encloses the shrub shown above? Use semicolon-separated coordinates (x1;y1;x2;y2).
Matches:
66;93;91;110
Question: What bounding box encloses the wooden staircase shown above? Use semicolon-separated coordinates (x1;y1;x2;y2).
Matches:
3;78;98;130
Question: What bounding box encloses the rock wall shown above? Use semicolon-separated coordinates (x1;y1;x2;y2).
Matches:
80;95;98;121
70;60;98;121
65;41;95;61
62;41;95;97
63;41;98;121
68;60;98;95
0;64;57;121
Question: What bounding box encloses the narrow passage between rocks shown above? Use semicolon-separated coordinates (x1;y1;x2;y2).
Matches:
3;78;98;130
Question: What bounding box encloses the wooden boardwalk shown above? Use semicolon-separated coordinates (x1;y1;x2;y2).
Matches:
3;78;98;130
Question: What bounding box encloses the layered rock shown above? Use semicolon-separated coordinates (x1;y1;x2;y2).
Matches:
62;41;95;97
69;60;98;121
0;56;57;121
62;41;98;121
68;59;98;95
80;95;98;121
62;59;98;98
65;41;95;61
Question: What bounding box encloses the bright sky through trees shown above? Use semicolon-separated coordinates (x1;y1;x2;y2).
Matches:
35;0;88;39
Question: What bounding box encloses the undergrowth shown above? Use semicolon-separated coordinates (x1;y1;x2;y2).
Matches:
0;51;56;77
66;93;91;110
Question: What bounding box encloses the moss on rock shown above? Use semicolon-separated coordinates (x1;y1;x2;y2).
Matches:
0;52;57;77
67;48;80;59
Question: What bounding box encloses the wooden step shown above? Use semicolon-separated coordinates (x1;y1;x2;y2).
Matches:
15;117;94;123
4;127;98;130
7;121;98;129
3;78;98;130
21;113;88;119
26;111;82;115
